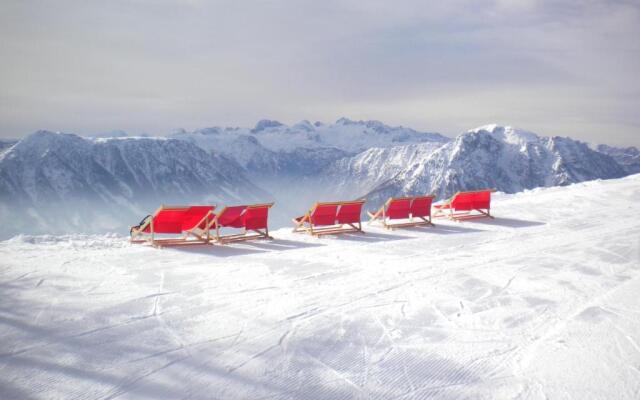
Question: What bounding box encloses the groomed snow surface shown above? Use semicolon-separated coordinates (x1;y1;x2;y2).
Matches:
1;175;639;399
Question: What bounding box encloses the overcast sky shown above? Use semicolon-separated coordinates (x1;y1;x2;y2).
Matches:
1;0;639;146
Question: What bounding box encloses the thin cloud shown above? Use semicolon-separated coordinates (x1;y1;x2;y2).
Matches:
0;0;638;146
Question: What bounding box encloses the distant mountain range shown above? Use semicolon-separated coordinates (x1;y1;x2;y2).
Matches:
0;119;637;237
169;118;448;179
0;131;266;236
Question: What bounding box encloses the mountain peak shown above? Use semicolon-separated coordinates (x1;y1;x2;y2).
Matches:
4;130;90;164
29;129;63;138
335;117;355;125
334;118;392;132
170;128;188;136
468;124;539;146
21;130;82;145
252;119;284;133
85;130;128;139
292;120;315;132
193;127;223;136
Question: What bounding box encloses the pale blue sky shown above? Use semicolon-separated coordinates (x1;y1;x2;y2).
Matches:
1;0;639;145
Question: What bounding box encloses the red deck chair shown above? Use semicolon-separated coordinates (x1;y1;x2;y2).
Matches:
206;203;274;243
293;200;365;236
130;205;215;247
368;195;435;229
410;195;435;226
368;197;410;229
182;205;217;241
433;189;495;220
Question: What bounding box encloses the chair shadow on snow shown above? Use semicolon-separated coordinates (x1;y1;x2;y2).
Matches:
394;224;485;235
168;244;266;258
240;238;325;251
331;231;412;243
167;238;325;258
465;217;545;228
148;217;541;257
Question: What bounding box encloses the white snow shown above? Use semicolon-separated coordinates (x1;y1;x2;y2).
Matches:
170;118;448;155
1;175;639;399
364;125;627;203
469;125;540;146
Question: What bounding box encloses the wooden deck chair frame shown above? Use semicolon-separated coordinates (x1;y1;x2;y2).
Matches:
433;189;496;221
367;195;435;229
130;205;215;248
209;203;275;244
292;200;366;237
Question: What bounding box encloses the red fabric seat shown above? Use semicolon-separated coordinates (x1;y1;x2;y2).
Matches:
132;203;273;246
143;207;188;234
368;195;435;229
210;203;274;243
386;198;411;220
131;205;215;247
181;206;215;231
336;202;365;224
293;200;365;236
216;205;247;228
434;189;495;220
310;204;339;226
243;204;271;230
410;196;433;218
452;191;491;211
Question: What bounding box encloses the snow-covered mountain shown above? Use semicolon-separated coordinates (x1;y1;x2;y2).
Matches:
167;118;450;218
323;142;445;198
170;118;449;178
0;139;17;156
363;125;627;207
0;131;268;238
596;144;640;175
1;121;636;237
84;129;130;139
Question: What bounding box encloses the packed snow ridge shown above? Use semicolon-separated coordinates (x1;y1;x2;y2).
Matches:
1;175;639;399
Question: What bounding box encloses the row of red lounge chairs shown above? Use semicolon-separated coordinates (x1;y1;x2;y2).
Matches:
130;189;496;247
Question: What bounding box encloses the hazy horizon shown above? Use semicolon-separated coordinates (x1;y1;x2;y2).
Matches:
1;1;639;146
2;118;639;150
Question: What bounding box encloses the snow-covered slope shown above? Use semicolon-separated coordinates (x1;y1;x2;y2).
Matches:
365;125;627;207
0;131;268;238
1;175;639;399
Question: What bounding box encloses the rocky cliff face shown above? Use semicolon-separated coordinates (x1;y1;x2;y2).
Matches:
363;125;627;207
596;144;640;175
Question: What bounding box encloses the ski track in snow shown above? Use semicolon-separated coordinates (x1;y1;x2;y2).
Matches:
0;175;639;399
